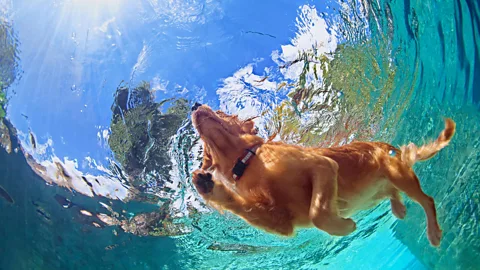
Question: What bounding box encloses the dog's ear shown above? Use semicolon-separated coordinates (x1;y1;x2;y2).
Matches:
215;110;227;116
267;132;278;142
235;115;257;135
242;120;258;134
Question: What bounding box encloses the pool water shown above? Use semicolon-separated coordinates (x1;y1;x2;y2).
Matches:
0;0;479;269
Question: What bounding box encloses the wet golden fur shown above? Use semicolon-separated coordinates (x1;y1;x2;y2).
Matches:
191;105;455;247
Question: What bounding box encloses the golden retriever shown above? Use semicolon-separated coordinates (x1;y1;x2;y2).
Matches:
190;104;455;247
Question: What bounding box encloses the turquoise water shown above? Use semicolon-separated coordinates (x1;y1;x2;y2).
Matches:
0;0;479;269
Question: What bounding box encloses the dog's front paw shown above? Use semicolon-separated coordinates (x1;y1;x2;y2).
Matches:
192;170;214;194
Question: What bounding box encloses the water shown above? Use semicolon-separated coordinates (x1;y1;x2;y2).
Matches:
0;0;479;269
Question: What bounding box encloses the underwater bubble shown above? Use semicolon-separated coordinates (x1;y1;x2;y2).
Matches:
80;209;93;216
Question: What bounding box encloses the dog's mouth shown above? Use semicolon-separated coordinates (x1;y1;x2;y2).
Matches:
192;106;230;136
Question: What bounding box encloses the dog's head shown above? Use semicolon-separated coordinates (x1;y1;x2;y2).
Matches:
191;104;263;170
192;105;257;135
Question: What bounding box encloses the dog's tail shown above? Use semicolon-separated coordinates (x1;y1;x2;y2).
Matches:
400;118;456;167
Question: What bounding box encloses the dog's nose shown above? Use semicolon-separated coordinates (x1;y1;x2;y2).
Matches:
191;102;202;111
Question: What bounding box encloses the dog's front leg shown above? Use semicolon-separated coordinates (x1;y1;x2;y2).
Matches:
309;157;357;236
192;170;293;236
192;170;231;203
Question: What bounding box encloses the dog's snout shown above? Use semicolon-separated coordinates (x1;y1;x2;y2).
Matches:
191;102;202;111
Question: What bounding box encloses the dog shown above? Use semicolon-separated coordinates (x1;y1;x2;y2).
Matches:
190;103;455;247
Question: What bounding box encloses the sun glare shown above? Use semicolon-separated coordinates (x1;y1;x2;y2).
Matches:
70;0;123;12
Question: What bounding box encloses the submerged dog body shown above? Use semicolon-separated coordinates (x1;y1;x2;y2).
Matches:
191;105;455;247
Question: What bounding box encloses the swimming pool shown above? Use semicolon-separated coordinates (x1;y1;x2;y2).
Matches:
0;0;479;269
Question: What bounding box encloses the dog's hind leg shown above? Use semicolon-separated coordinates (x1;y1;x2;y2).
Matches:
390;189;407;219
309;157;357;236
382;159;442;247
